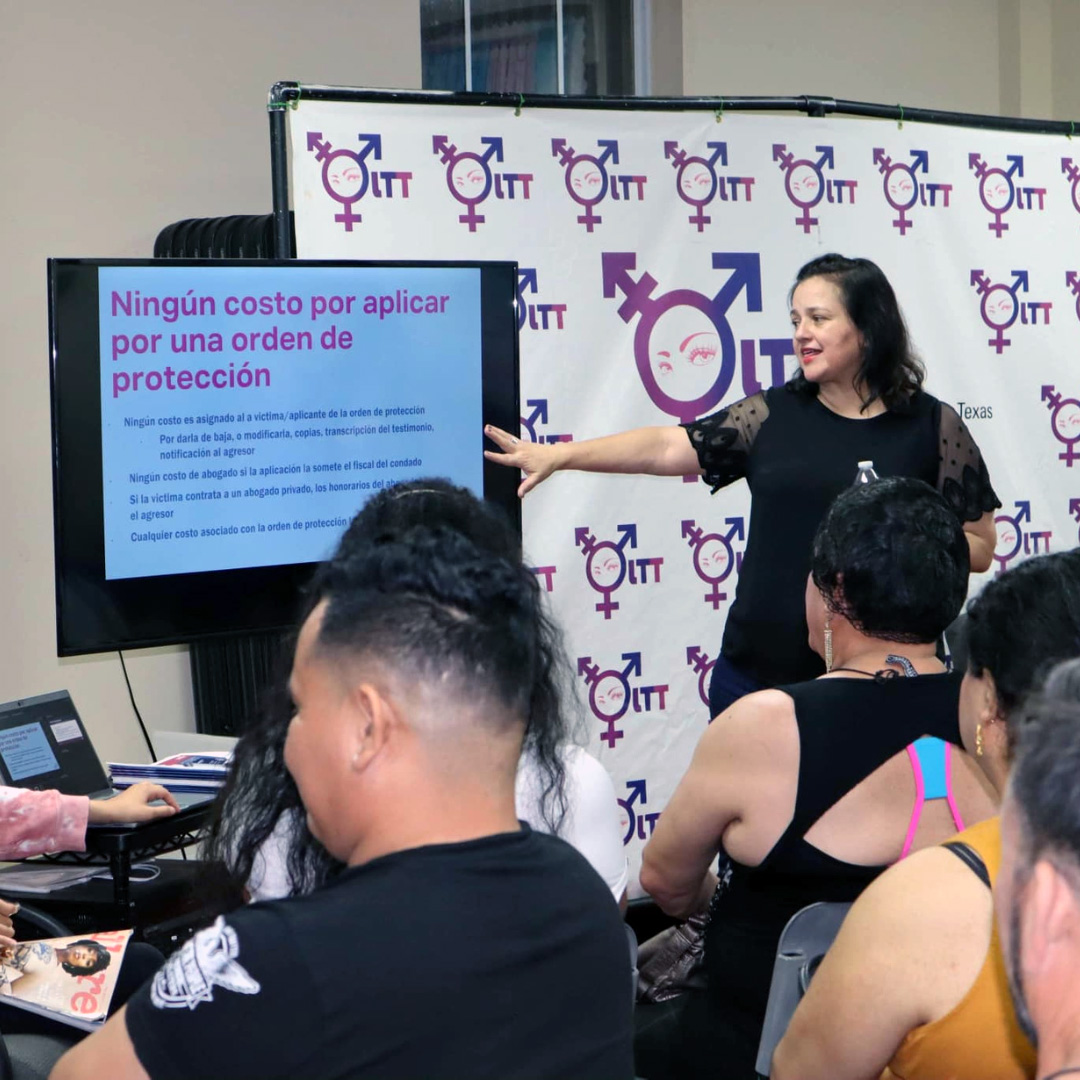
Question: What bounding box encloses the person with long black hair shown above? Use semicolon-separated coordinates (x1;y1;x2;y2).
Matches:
486;254;1000;715
204;479;627;907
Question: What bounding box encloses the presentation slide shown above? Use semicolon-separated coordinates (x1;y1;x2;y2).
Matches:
0;723;59;782
98;264;483;580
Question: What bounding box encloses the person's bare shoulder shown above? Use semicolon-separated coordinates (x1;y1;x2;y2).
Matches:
705;688;798;751
841;842;994;1024
776;838;996;1080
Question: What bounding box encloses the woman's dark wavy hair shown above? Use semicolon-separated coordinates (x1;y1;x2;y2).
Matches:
786;253;925;412
60;940;111;977
965;550;1080;752
203;479;576;902
810;476;969;644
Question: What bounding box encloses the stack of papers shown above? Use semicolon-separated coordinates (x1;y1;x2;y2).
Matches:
107;751;231;794
0;865;112;894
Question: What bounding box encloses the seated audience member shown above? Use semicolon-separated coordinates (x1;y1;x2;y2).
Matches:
206;479;627;907
52;513;634;1080
998;659;1080;1080
0;782;179;861
634;477;997;1080
774;552;1080;1079
0;782;177;1050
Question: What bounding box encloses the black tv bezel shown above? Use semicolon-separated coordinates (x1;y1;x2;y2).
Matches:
48;257;521;657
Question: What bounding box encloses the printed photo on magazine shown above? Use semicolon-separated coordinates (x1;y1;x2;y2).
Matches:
0;928;132;1031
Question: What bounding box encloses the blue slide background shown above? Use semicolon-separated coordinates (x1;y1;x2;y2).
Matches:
99;265;483;579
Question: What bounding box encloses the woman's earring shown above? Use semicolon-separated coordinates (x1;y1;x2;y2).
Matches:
975;722;984;758
824;620;833;674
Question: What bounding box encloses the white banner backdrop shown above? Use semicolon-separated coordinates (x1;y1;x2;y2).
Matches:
288;98;1080;893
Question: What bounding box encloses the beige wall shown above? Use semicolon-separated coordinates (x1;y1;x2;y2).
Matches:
682;0;1080;120
1051;0;1080;121
1;2;420;763
650;0;684;96
682;0;1001;112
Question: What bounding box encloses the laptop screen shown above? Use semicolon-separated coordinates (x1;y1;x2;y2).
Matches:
0;691;111;796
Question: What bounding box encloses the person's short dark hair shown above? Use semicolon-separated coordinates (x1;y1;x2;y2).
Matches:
810;476;969;643
60;939;111;977
315;523;544;726
1009;658;1080;886
787;253;925;412
204;479;575;904
966;550;1080;733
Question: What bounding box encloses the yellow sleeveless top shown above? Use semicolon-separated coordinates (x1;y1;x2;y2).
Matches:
881;817;1036;1080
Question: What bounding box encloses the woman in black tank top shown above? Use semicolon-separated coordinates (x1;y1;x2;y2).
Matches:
634;477;995;1080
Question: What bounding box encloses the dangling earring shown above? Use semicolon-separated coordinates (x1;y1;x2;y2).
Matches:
975;722;984;757
824;619;833;674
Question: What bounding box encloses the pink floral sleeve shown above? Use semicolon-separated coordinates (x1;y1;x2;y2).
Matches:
0;787;89;858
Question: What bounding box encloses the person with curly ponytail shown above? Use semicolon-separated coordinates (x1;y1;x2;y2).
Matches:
205;479;626;907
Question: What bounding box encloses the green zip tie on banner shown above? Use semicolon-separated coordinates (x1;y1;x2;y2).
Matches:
715;99;724;123
515;93;525;117
897;104;905;130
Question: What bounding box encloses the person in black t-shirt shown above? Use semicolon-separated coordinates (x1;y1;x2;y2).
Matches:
52;507;634;1080
485;254;1000;715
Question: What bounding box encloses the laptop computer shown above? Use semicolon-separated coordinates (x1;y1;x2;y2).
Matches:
0;690;215;814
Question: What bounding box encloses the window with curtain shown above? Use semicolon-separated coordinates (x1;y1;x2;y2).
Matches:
421;0;636;95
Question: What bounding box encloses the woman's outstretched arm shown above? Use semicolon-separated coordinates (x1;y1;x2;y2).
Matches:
484;424;701;497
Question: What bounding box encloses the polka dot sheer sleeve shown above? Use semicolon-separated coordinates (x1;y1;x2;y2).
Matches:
936;403;1001;523
681;392;769;493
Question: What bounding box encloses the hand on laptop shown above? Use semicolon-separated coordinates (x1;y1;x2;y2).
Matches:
88;783;180;825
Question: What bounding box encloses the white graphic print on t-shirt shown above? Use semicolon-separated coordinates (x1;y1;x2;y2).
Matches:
151;916;260;1010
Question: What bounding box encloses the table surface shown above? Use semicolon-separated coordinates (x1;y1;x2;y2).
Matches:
83;802;214;856
25;803;215;911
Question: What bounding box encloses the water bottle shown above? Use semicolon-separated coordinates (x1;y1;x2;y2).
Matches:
853;460;879;485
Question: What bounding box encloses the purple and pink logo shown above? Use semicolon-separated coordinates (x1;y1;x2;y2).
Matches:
1063;158;1080;220
872;148;951;235
617;779;661;844
602;252;782;429
529;565;557;593
1067;271;1080;324
431;135;532;231
772;144;857;232
994;500;1052;575
521;398;572;445
306;132;412;232
681;517;745;608
970;270;1050;353
685;645;716;709
664;140;755;232
577;653;668;748
1041;385;1080;466
517;268;567;333
551;138;646;231
968;153;1046;238
575;523;662;619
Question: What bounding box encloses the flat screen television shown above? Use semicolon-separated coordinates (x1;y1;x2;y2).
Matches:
49;258;520;656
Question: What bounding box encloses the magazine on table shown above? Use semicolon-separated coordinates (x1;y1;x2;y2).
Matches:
108;750;231;792
0;928;132;1031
